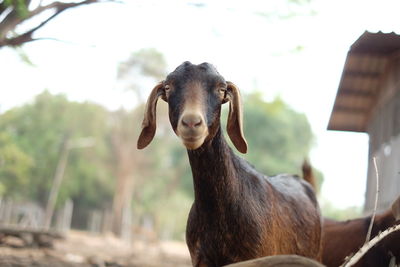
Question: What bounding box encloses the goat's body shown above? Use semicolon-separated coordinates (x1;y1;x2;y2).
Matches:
138;62;322;267
186;129;321;267
322;211;400;267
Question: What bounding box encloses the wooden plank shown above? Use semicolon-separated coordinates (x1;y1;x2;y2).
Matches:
344;70;381;78
333;105;367;114
339;88;375;97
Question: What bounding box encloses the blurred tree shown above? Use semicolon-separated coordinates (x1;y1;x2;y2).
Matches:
0;91;114;228
0;131;33;197
109;108;143;236
242;92;312;174
111;48;169;237
117;48;168;102
0;0;109;48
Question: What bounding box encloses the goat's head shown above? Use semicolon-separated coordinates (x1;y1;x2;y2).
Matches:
137;61;247;153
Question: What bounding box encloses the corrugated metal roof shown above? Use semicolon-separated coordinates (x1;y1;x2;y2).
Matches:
328;31;400;132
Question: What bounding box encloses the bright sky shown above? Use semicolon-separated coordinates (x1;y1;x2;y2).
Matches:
1;0;400;209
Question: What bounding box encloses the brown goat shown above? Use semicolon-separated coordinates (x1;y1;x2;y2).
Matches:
322;203;400;267
137;62;322;267
302;165;400;267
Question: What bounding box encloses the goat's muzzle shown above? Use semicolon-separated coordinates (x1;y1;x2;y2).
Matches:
177;113;208;150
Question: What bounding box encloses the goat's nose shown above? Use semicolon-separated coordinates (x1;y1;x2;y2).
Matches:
181;114;203;129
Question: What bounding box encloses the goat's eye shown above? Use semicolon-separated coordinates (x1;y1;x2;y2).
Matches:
161;85;171;102
219;87;227;99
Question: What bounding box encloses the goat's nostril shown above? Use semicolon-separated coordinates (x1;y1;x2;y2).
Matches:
182;120;189;127
182;115;203;129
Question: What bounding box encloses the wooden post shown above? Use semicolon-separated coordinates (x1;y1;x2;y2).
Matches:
88;210;102;234
2;199;14;225
101;209;113;234
44;136;94;230
44;137;70;229
63;199;73;232
55;199;73;233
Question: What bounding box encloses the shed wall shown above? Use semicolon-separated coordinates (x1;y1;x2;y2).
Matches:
365;62;400;212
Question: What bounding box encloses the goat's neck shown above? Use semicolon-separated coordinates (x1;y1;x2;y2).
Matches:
187;128;240;209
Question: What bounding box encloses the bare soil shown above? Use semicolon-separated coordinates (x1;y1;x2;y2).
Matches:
0;230;192;267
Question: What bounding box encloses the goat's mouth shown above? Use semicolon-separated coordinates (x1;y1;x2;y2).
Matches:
176;112;208;150
180;135;207;150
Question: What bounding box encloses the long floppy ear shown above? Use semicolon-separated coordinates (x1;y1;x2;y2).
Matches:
137;82;164;149
226;81;248;154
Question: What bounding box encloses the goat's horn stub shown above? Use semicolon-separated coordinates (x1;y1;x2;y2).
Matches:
137;82;164;149
391;195;400;221
226;81;248;154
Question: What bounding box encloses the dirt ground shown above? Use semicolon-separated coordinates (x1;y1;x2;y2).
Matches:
0;230;192;267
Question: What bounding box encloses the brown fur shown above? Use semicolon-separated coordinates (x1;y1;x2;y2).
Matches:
322;209;400;267
138;62;322;267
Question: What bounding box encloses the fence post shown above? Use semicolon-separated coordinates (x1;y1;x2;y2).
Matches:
101;209;113;234
121;205;132;242
64;199;73;232
88;210;102;234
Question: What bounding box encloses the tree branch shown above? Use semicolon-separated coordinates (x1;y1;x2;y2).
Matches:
0;0;107;48
0;0;31;39
341;224;400;267
365;157;380;243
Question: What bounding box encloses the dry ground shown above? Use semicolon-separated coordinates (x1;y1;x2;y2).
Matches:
0;230;192;267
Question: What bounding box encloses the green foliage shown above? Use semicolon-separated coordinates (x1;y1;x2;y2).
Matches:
15;0;28;18
16;47;35;66
0;91;113;210
2;0;29;18
0;131;33;197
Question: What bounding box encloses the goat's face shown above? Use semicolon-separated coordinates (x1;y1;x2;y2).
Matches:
137;61;247;153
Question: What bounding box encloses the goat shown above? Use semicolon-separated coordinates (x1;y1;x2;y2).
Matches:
321;200;400;267
137;61;322;266
302;164;400;267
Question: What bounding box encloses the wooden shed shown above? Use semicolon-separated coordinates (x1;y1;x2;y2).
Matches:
328;31;400;212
